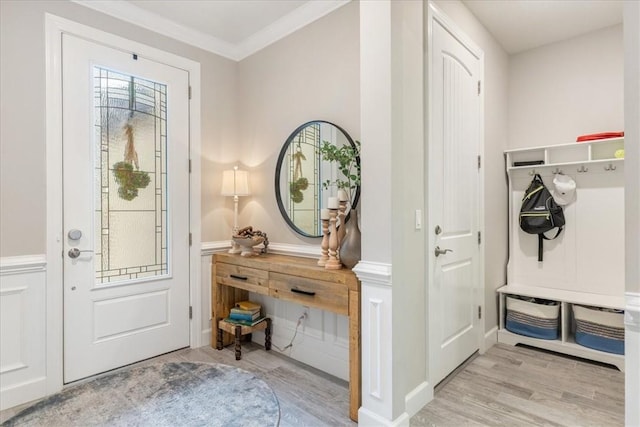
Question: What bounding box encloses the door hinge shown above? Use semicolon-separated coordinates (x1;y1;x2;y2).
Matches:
189;306;193;319
477;80;481;95
477;155;481;169
189;159;192;173
478;231;481;245
189;233;192;246
478;306;482;319
188;86;192;100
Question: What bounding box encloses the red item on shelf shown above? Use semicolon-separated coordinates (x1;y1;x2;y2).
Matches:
576;131;624;142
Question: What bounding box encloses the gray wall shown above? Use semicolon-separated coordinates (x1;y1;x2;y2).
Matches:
236;0;360;244
0;0;238;257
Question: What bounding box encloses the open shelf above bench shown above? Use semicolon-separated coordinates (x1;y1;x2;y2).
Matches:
505;137;624;171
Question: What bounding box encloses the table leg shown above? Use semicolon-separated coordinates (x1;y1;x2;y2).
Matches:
265;318;272;351
234;325;242;360
349;289;361;422
216;319;223;350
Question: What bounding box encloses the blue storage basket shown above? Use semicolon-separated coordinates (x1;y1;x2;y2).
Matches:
506;296;559;340
574;305;624;355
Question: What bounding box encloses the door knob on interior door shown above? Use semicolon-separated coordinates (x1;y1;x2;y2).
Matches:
68;248;93;259
434;246;453;257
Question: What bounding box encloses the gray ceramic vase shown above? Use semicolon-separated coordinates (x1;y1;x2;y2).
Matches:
339;209;361;269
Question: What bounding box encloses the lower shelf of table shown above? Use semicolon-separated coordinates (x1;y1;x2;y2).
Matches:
218;318;268;335
497;328;625;371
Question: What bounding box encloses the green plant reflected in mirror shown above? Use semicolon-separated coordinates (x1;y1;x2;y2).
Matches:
275;121;360;237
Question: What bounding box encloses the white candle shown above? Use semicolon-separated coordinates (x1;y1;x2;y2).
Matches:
327;197;339;209
321;208;330;220
337;189;348;202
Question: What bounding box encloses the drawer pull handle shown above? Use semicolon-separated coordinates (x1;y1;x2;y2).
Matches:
230;274;248;281
291;288;316;296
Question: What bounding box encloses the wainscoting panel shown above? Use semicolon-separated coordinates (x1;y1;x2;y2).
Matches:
353;260;396;424
625;292;640;426
0;256;47;411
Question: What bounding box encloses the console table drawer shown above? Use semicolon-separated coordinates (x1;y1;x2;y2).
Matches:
216;262;269;295
269;272;348;315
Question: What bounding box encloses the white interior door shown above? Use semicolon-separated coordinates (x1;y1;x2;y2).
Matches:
62;34;191;383
428;10;483;385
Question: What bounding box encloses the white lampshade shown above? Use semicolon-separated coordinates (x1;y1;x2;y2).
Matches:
221;166;250;196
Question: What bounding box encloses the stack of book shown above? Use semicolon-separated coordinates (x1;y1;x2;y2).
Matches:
224;301;265;326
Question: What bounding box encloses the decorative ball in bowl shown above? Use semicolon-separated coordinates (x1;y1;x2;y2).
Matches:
232;236;265;257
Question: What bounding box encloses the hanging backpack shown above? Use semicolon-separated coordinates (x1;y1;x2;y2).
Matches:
519;174;565;262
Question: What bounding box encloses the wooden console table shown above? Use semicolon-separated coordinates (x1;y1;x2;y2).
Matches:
211;252;361;421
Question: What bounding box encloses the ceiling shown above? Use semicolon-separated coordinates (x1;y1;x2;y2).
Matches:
462;0;623;54
74;0;624;60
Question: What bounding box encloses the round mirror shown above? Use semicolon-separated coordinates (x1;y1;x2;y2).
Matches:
275;121;360;237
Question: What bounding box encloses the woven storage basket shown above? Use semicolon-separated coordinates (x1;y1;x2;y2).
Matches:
506;296;560;340
574;305;624;355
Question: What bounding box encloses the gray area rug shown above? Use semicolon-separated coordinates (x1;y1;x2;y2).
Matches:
3;361;280;427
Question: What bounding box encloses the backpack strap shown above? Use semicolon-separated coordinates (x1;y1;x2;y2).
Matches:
538;234;543;262
538;227;564;262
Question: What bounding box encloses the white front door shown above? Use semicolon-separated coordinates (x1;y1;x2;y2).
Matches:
428;8;484;385
62;34;191;383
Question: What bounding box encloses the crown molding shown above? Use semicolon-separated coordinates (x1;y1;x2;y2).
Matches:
71;0;240;60
235;0;351;60
71;0;350;62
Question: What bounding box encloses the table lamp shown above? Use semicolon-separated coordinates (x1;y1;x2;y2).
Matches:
221;165;250;253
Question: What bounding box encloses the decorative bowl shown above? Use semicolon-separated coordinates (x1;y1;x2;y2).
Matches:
232;236;266;257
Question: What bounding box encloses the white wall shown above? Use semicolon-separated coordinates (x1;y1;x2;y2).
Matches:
624;1;640;425
509;24;624;149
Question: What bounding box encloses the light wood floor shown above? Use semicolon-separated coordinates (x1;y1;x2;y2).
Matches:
1;343;624;426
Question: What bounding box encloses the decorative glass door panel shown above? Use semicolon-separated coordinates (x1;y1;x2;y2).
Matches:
94;67;168;285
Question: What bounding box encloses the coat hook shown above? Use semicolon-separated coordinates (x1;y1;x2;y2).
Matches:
604;163;616;171
577;165;588;173
529;169;536;176
552;168;563;175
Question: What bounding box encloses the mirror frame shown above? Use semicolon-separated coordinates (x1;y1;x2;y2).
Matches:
275;120;360;238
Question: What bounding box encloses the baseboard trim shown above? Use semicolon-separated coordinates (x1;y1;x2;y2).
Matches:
0;376;47;412
0;255;47;276
200;328;211;347
483;326;498;353
404;381;433;418
357;407;410;427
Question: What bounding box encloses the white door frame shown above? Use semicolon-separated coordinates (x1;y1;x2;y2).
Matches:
45;14;202;394
426;2;486;384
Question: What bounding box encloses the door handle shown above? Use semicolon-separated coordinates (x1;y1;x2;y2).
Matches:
68;248;93;259
434;246;453;257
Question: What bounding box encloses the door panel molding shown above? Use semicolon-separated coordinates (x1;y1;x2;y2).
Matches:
45;13;201;397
